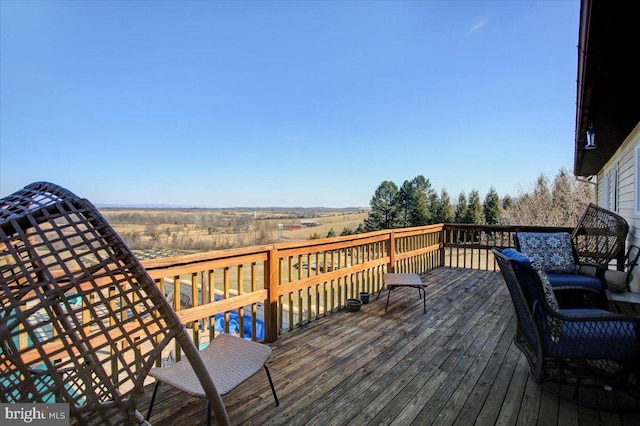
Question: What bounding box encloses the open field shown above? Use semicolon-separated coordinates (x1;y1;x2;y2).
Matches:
99;207;369;251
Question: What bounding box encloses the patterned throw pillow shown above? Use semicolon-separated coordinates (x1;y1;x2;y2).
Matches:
532;260;562;342
517;232;576;274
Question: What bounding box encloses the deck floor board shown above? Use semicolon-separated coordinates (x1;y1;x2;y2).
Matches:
138;267;640;425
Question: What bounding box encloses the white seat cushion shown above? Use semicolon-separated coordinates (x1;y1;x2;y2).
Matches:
149;333;271;397
604;269;627;291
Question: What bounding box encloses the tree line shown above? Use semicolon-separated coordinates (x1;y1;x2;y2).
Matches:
360;168;595;232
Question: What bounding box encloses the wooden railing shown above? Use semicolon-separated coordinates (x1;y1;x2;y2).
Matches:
141;223;572;346
442;224;573;270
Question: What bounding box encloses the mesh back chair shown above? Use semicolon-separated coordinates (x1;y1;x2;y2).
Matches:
493;248;640;411
572;203;629;265
0;182;239;425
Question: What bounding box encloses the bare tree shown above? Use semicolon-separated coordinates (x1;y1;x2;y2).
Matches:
499;168;595;227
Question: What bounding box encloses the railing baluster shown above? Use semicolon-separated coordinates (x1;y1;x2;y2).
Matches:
251;262;257;341
208;269;215;342
237;264;244;339
223;267;230;334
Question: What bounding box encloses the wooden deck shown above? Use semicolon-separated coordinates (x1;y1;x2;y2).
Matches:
139;267;640;425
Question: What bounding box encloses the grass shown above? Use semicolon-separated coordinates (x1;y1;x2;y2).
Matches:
100;208;368;251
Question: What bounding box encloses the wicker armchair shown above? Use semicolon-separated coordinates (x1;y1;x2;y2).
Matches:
513;232;607;309
493;248;640;410
0;182;235;425
572;203;629;265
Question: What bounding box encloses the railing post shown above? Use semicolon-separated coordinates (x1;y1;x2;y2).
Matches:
264;246;279;343
388;231;396;273
440;225;446;267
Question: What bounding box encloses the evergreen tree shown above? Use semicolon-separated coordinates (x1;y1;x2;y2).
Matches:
427;190;441;224
396;180;415;228
364;180;400;231
326;228;336;238
466;189;485;224
409;192;431;226
408;175;433;226
395;176;432;227
454;192;469;223
409;190;430;227
439;189;455;223
340;227;353;236
483;186;501;224
502;194;513;210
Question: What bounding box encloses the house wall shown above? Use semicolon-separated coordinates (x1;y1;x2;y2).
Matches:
596;121;640;291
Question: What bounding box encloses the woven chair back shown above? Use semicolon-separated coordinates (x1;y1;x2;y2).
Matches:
0;182;226;425
571;203;628;265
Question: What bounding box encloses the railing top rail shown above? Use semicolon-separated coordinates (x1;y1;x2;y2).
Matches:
142;244;274;270
273;224;444;250
443;224;573;233
141;225;448;271
391;224;444;235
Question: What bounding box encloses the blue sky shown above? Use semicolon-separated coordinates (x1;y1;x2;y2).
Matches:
1;0;579;207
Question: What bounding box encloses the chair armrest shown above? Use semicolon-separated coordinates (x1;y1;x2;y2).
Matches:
552;286;602;296
542;308;640;359
551;286;607;309
552;308;636;322
576;262;607;278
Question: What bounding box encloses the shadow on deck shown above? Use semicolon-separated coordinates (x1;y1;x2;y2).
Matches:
139;267;640;425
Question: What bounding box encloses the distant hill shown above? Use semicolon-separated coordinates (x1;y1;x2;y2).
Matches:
97;205;368;213
96;203;189;209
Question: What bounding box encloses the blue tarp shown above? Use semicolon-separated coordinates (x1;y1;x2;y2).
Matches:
213;311;264;341
210;296;264;340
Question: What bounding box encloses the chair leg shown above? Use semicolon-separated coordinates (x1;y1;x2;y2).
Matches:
264;365;279;406
207;403;211;426
385;287;392;311
146;381;160;421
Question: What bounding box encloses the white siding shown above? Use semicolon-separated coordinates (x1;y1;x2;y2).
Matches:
595;121;640;291
634;141;640;216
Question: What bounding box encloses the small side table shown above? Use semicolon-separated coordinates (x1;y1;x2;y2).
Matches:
378;273;428;314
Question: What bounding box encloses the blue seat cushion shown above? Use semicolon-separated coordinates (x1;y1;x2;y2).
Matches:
544;309;640;358
501;248;531;265
500;249;539;306
547;273;603;291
